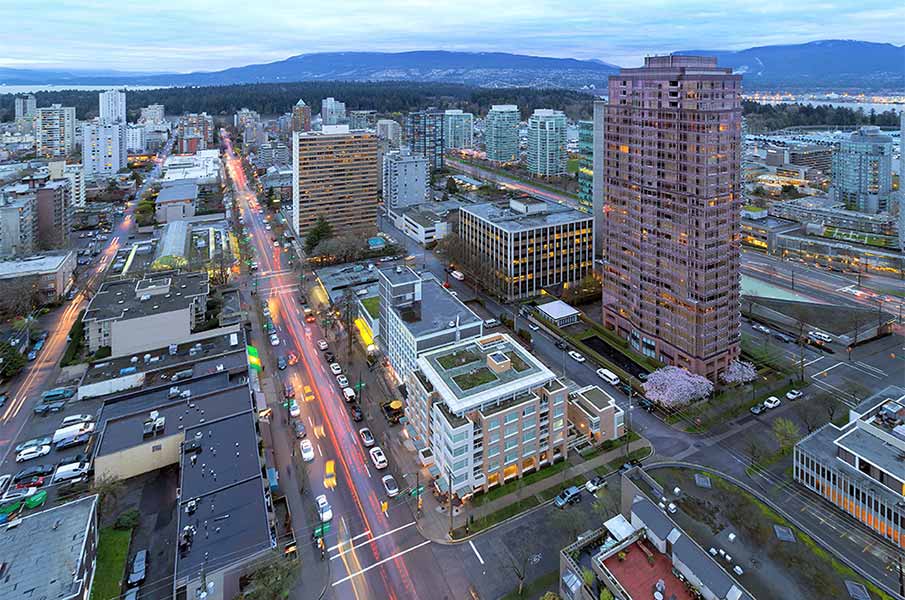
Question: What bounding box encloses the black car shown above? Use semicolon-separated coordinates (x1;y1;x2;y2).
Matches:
33;401;66;415
637;397;655;412
54;432;91;451
128;549;148;586
292;420;306;439
324;351;335;363
349;404;363;422
555;340;569;351
277;356;287;370
749;403;766;416
58;453;89;468
14;464;55;482
0;394;6;409
773;331;793;344
298;294;308;305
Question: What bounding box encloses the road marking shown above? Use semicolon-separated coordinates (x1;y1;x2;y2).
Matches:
844;362;883;379
317;444;323;458
855;361;886;376
468;540;485;565
329;521;417;560
364;465;371;478
803;356;825;367
332;540;432;586
328;530;372;552
308;416;314;427
812;362;844;377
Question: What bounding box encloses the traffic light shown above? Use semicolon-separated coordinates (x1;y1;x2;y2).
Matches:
417;496;423;511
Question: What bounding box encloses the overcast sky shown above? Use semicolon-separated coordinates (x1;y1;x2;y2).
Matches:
3;0;902;72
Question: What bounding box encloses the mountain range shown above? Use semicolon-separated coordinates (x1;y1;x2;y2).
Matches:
1;41;901;91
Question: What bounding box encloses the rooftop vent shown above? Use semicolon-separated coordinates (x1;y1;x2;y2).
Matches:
139;294;151;302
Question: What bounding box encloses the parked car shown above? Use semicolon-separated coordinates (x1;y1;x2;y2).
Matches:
1;486;36;503
382;475;399;498
764;396;782;409
554;486;582;508
277;356;287;370
0;474;10;496
585;476;608;494
342;387;356;403
123;588;139;600
16;445;51;462
315;494;333;522
292;420;307;439
786;389;803;401
317;339;329;351
369;446;388;469
528;323;540;331
289;399;300;418
773;332;793;343
637;397;655;412
13;464;54;482
359;428;375;447
269;333;280;346
324;351;336;363
596;368;620;386
568;351;586;363
127;550;148;586
749;403;766;416
484;318;500;328
33;401;66;415
330;363;342;375
752;324;771;334
555;340;569;351
300;439;315;462
15;436;52;453
349;404;363;422
808;330;833;344
59;414;94;427
14;476;45;489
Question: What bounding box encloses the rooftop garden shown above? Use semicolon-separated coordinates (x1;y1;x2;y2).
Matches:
453;366;498;391
506;350;531;372
437;348;482;370
360;295;380;319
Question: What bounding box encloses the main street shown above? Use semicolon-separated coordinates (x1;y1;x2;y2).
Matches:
224;134;477;600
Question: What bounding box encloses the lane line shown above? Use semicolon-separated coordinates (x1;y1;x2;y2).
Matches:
332;540;432;586
328;530;372;552
317;443;323;458
813;362;844;377
855;361;886;376
803;356;825;367
469;540;485;565
329;521;417;560
364;465;372;478
844;362;883;379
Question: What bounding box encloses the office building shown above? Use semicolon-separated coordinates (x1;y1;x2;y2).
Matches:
405;108;445;171
795;386;905;550
382;147;429;212
83;271;209;355
600;56;742;380
291;99;312;132
526;109;567;177
0;495;98;600
789;145;834;175
291;125;378;236
125;123;147;153
484;104;520;163
258;141;290;168
321;97;346;126
443;109;474;150
139;103;165;124
377;119;402;147
832;126;894;214
14;93;36;121
99;89;126;124
458;197;594;301
408;333;568;497
35;178;73;248
0;191;36;257
234;107;259;130
577;120;594;214
155;181;198;222
349;110;377;130
0;251;76;302
377;266;483;382
83;121;127;179
48;160;86;208
768;196;899;236
35;104;76;157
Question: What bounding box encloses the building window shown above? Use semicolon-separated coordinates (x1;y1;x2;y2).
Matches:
522;405;536;417
487;418;499;431
504;452;518;465
504;413;518;425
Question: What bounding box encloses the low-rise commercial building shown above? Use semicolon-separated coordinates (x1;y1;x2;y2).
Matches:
408;333;569;497
536;299;580;327
458;197;594;300
83;271;209;355
0;251;75;302
162;149;222;185
794;385;905;550
0;495;98;600
739;208;800;253
155;181;199;223
393;202;459;246
377;265;483;382
769;196;899;237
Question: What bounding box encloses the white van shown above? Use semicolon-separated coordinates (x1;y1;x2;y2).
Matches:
342;387;356;403
596;368;621;387
450;270;465;281
52;422;95;444
808;330;833;344
52;461;90;484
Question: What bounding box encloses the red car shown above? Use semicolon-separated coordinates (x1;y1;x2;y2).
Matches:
287;352;298;366
16;476;45;489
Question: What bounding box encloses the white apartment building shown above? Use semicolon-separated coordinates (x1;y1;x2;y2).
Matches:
0;191;36;257
99;89;126;124
15;94;36;131
377;266;483;383
484;105;520;163
139;104;165;125
35;105;76;157
408;333;569;497
443;110;474;150
321;97;346;126
126;124;147;153
48;161;86;208
382;147;429;212
376;119;402;147
83;122;127;179
526;109;567;177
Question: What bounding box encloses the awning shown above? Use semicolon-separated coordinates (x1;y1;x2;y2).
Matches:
390;400;403;410
433;476;449;493
428;464;441;478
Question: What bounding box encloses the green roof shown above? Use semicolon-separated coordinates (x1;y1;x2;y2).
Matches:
361;296;380;319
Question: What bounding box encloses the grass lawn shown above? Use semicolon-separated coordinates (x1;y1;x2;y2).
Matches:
538;474;588;502
453;367;497;390
460;496;540;537
499;569;559;600
471;460;571;507
566;158;580;174
506;351;530;372
360;296;380;318
90;527;132;600
602;447;652;474
437;349;482;369
579;431;640;460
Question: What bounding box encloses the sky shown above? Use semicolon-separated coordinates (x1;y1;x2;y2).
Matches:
1;0;902;72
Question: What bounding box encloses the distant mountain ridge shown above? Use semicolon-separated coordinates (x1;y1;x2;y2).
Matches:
0;41;900;91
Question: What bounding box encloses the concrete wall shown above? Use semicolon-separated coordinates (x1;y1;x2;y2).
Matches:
94;434;182;481
110;307;191;357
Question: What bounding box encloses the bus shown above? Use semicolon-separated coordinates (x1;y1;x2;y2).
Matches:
41;388;75;402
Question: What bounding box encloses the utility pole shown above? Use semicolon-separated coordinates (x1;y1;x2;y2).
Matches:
447;465;454;538
625;388;633;458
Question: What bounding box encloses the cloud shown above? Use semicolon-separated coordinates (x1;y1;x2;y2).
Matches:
0;0;900;71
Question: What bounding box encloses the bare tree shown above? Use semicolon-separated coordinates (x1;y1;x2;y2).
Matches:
795;403;822;434
503;526;538;597
745;437;764;466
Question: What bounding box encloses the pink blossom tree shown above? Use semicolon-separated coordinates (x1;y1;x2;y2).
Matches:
642;366;714;408
720;360;757;385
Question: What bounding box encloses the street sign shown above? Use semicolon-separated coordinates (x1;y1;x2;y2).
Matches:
410;485;424;497
354;382;366;391
313;522;331;538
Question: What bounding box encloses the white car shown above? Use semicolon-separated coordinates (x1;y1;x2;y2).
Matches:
752;324;771;334
273;241;280;247
16;444;51;462
300;439;315;462
315;494;333;522
359;427;375;447
763;396;782;409
382;475;399;498
528;323;540;331
336;375;349;387
369;446;388;470
786;389;803;401
484;319;500;328
289;399;300;418
568;351;586;363
329;363;342;375
60;414;94;427
317;339;329;351
270;334;280;346
808;330;833;344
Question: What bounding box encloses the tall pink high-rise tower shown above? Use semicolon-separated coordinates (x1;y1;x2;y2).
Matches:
600;55;742;380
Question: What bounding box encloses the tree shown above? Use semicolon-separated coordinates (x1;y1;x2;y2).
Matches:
446;176;459;194
642;366;714;409
745;437;763;465
781;184;798;196
92;474;125;515
795;403;823;434
0;276;43;318
720;360;757;385
818;393;841;423
0;341;26;378
503;525;538;597
241;553;299;600
772;417;801;451
582;568;596;587
551;503;591;540
304;216;334;255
